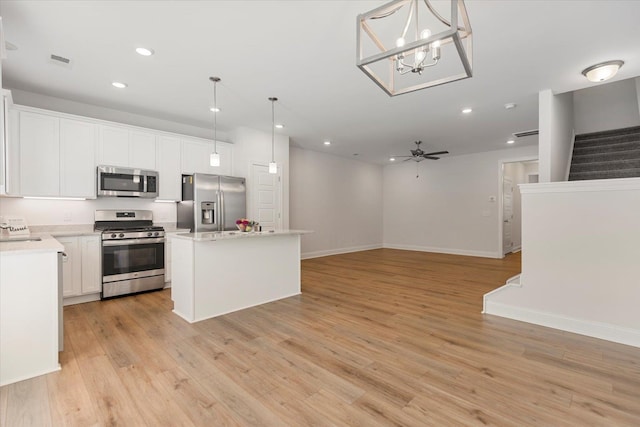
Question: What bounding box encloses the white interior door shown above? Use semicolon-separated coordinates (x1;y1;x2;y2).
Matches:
503;176;514;255
250;163;281;231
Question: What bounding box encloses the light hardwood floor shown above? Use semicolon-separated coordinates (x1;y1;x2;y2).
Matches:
2;249;639;426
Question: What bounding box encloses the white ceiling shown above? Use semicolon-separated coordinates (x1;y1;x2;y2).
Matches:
2;1;640;164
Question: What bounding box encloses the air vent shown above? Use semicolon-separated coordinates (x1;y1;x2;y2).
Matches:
513;129;539;138
49;54;72;68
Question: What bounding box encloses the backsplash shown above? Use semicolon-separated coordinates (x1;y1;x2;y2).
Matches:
0;197;177;226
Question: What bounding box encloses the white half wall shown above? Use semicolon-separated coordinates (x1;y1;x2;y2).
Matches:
383;145;538;258
573;78;640;135
484;178;640;348
290;147;383;259
538;89;574;183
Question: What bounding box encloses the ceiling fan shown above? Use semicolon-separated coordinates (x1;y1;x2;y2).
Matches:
392;140;449;162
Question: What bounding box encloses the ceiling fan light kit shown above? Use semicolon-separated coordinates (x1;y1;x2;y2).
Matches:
391;140;449;162
356;0;472;96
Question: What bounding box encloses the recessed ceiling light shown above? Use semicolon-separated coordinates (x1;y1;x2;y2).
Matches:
506;139;515;144
389;157;396;161
209;107;221;112
504;103;517;110
323;141;331;146
461;108;473;114
112;81;128;89
275;124;284;129
135;47;154;56
581;60;624;82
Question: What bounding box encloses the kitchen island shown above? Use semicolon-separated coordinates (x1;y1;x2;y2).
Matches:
170;230;311;323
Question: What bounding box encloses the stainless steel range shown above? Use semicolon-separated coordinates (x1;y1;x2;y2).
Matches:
95;210;165;299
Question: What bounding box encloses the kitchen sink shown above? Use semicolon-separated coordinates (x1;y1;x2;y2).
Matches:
0;237;43;243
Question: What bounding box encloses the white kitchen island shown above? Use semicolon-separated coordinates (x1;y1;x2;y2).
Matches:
170;230;310;323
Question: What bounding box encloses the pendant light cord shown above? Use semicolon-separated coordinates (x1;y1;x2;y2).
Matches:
271;99;275;163
213;80;218;154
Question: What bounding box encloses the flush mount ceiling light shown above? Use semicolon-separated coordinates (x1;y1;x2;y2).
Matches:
209;77;221;167
357;0;472;96
268;97;278;174
112;81;127;89
135;47;154;56
581;60;624;83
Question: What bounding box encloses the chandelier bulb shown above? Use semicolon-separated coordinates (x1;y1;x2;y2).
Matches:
396;37;405;48
420;29;431;40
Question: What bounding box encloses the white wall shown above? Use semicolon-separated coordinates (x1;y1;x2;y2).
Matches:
383;145;538;258
573;78;640;135
636;77;640;120
231;126;290;229
290;147;383;258
538;89;574;183
484;179;640;348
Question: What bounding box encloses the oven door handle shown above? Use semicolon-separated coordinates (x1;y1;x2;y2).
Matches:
102;237;166;246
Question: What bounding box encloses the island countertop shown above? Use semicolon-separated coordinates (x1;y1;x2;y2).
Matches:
172;229;312;242
0;233;64;254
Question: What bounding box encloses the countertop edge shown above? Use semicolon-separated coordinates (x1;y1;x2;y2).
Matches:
172;230;314;242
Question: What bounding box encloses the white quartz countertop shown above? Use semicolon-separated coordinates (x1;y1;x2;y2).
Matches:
173;229;313;242
0;233;65;254
29;224;100;237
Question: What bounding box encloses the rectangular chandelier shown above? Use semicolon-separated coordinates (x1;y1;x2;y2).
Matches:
357;0;472;96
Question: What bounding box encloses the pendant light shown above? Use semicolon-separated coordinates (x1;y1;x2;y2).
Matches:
268;97;278;174
209;76;221;167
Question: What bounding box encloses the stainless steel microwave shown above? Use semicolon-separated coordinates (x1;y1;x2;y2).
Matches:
97;166;158;198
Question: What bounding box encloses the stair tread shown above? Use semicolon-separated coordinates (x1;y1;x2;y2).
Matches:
569;168;640;181
571;148;640;163
570;158;640;173
573;140;640;154
574;135;640;148
575;126;640;141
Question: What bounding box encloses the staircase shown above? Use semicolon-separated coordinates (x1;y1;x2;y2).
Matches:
568;126;640;181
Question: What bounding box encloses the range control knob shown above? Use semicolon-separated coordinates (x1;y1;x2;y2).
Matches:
154;232;159;236
111;233;117;239
119;233;125;238
147;232;153;237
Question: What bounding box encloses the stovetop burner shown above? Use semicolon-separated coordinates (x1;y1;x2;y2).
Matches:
95;225;164;232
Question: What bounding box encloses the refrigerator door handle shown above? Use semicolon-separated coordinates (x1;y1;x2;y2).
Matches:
219;190;225;231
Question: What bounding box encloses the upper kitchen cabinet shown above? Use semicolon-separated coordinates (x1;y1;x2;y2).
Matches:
60;118;97;198
156;135;182;201
181;137;232;176
19;111;60;196
16;108;97;198
98;125;156;170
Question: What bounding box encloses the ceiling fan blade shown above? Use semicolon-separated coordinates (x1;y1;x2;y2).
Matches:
391;155;413;158
423;156;440;160
423;151;449;156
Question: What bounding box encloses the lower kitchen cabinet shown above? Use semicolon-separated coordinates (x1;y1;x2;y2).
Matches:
59;235;101;302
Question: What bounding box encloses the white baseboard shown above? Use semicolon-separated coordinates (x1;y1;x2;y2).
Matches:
63;292;101;306
383;243;502;259
484;300;640;349
301;244;383;260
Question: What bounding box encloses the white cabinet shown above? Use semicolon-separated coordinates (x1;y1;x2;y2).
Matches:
181;138;232;176
60;118;97;198
58;237;81;297
130;130;156;170
60;235;102;299
19;111;60;196
99;125;156;170
15;110;97;198
80;235;102;294
156;135;182;200
0;89;14;195
98;125;129;167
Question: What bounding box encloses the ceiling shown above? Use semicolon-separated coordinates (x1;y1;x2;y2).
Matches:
2;1;640;164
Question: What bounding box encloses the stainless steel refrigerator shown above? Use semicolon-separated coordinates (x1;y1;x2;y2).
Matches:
177;174;246;232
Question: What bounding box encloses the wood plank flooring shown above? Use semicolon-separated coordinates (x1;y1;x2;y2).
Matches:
2;248;640;426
